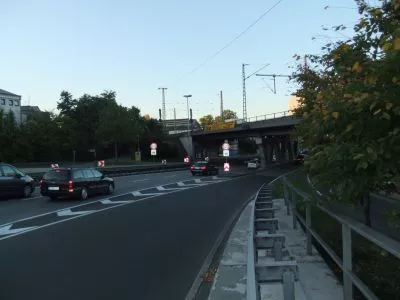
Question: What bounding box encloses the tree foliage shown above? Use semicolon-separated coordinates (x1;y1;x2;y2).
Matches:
199;109;238;129
292;0;400;205
0;91;165;162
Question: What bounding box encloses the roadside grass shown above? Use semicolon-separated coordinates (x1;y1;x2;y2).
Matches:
271;170;400;300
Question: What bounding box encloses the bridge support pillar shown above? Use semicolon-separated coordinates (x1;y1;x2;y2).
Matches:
265;137;274;162
287;138;295;161
256;135;267;169
280;137;287;161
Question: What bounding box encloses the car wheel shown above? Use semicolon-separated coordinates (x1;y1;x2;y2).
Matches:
107;183;114;195
80;187;88;201
23;185;32;198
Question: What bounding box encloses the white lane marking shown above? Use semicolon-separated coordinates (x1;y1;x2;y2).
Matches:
0;176;237;241
307;174;323;196
57;209;94;217
156;186;184;191
133;179;149;183
177;181;205;187
132;191;165;196
0;225;38;236
100;199;134;205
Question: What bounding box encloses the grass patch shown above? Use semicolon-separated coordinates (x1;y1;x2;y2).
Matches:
271;170;400;300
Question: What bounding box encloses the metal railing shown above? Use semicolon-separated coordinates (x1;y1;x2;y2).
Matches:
282;177;400;300
245;110;294;123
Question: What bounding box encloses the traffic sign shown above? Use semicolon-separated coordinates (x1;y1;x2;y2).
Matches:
50;164;59;169
224;162;230;172
151;149;157;156
150;143;157;150
97;160;105;167
222;141;230;150
184;157;190;163
223;149;229;157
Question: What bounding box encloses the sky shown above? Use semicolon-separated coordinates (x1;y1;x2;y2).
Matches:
0;0;363;120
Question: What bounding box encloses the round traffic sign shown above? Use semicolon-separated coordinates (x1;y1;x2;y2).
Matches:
222;142;230;150
150;143;157;150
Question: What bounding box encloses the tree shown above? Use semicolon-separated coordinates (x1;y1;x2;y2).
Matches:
57;91;77;117
222;109;237;120
199;114;214;128
95;103;142;160
292;0;400;226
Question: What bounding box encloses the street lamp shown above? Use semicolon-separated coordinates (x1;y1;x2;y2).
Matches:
183;94;193;158
183;94;192;136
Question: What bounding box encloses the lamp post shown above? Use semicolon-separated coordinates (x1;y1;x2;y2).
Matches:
183;94;192;136
183;94;192;157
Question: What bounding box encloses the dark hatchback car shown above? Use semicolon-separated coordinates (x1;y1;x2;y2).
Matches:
190;161;219;176
40;168;114;201
0;163;35;198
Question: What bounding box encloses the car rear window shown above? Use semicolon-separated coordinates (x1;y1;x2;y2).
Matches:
43;170;70;181
194;162;207;167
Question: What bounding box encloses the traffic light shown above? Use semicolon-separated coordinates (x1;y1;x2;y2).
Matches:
190;108;193;122
159;109;162;122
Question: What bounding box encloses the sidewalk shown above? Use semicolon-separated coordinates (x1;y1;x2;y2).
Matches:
208;192;343;299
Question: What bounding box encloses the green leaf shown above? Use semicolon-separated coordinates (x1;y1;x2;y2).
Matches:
373;109;382;115
382;112;391;120
354;153;365;160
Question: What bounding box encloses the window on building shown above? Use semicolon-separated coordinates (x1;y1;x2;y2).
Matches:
14;100;19;106
0;98;4;105
9;99;13;106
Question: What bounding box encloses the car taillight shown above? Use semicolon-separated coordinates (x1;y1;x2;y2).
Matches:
40;180;43;185
200;166;206;170
190;166;194;170
68;180;74;192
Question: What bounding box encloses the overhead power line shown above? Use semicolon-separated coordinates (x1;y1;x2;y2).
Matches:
172;0;284;85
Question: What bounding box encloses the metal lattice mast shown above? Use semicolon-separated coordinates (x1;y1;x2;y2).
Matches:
242;63;248;121
220;90;224;121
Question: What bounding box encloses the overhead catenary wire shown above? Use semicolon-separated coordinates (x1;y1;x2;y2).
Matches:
171;0;284;85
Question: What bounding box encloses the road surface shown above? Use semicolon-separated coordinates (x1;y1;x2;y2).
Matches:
0;165;294;300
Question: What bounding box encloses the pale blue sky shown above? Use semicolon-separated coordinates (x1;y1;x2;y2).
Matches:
1;0;361;120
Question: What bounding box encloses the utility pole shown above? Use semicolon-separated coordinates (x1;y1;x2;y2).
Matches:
173;107;176;133
220;90;224;121
255;74;291;94
158;87;167;120
242;63;248;122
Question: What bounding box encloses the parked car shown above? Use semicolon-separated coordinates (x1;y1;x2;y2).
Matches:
0;163;35;198
190;161;219;176
40;168;114;201
247;158;260;169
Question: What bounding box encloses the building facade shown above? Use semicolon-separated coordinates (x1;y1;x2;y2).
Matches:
0;89;22;124
21;105;41;123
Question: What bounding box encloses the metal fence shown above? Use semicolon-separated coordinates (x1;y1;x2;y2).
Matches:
245;110;294;123
282;177;400;300
246;177;400;300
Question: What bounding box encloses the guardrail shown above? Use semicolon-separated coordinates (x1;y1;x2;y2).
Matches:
247;183;299;300
27;163;189;182
282;177;400;300
245;110;294;123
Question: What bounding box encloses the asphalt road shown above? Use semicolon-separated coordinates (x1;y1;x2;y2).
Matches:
0;170;194;224
0;165;293;300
